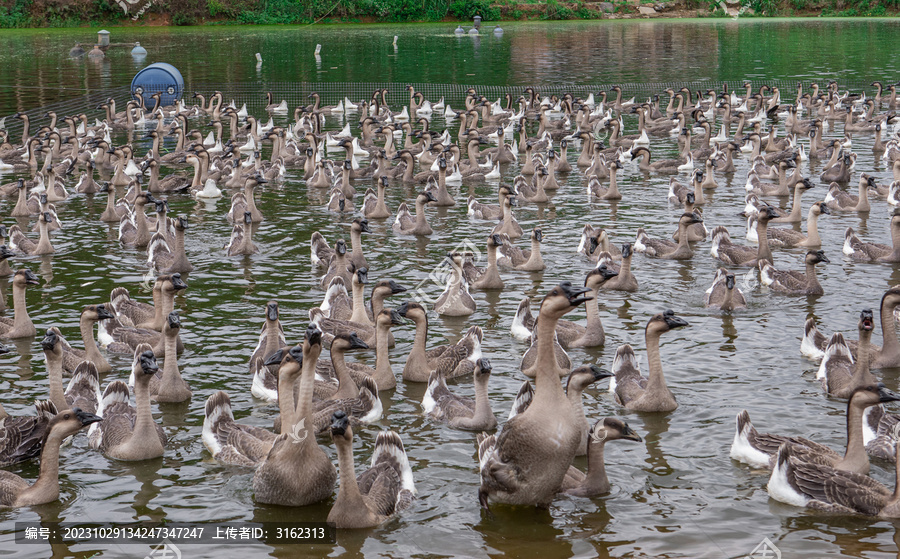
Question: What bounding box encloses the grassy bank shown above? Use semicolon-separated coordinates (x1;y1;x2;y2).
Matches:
1;0;898;28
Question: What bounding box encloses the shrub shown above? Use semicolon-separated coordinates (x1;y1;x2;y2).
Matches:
449;0;500;19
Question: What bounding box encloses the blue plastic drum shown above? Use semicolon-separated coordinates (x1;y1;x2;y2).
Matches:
130;63;184;107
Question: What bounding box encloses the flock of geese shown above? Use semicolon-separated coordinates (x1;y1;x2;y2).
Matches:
1;79;900;529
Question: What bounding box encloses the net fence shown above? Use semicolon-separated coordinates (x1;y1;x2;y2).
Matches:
0;78;886;139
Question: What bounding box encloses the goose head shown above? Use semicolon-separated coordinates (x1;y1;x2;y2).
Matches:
41;328;60;352
137;348;159;377
0;245;14;261
756;206;777;223
812;201;830;216
353;266;369;286
266;301;279;321
330;410;352;440
725;273;736;291
859;309;875;334
397;301;427;322
335;331;369;351
474;358;492;381
806;250;830;266
85;304;114;322
566;364;613;393
48;408;103;439
242;211;253;225
352;217;370;234
591;417;643;443
621;243;633;259
165;311;181;333
849;384;900;409
539;282;593;320
488;234;503;248
14;268;39;287
862;174;876;189
532;228;543;243
647;309;689;335
418;191;437;204
375;279;407;297
376;308;405;329
586;264;618;289
680;211;704;227
335;239;347;256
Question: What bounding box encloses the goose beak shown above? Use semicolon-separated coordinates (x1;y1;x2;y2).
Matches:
387;280;407;294
24;270;40;285
267;302;279;321
476;358;492;373
41;330;57;351
389;309;405;325
140;351;159;375
588;364;613;380
397;301;410;317
347;332;369;350
263;348;285;367
621;423;643;443
358;219;370;233
662;310;689;329
559;281;593;306
306;325;323;345
860;309;874;331
330;410;349;437
877;384;900;403
74;408;103;427
95;305;114;320
596;264;618;280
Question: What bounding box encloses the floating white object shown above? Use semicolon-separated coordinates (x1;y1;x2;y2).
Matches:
131;42;147;56
315;44;322;55
393;35;398;46
455;25;465;34
255;52;262;63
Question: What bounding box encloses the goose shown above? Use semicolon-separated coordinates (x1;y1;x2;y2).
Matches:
763;201;829;248
579;225;622;262
323;271;406;326
820;152;854;184
704;268;747;311
610;310;689;413
634;212;704;260
563;364;616;456
0;244;12;277
118;191;157;248
463;234;504;290
264;92;288;114
193;178;222;199
99;183;129;223
735;383;900;475
42;328;103;417
392;191;436;235
348;217;370;271
0;408;102;508
802;285;900;366
490;191;523;239
498;228;544;271
0;269;38;338
321;308;403;393
142;159;190;194
0;398;56;467
105;273;187;334
759;250;829;296
767;434;900;517
225;212;259;256
148;216;193;274
253;327;338;506
559;417;643;497
226;174;267;223
310;269;384;348
318;239;351;288
57;305;113;374
476;282;594;510
597;244;638;292
629;146;683;173
423;357;497;431
434;253;476;317
248;306;286;402
671;192;708;242
397;301;482;382
363;176;392;219
147;312;191;403
307;336;382;435
424;158;456;206
587;160;623;200
843;211;900;262
89;346;167;460
768;178;816;223
73;162;100;194
667;169;705;205
817;311;880;399
8;212;54;255
327;411;415;528
710;206;776;267
825;175;874;212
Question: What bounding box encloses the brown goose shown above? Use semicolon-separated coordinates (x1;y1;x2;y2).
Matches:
764;201;829;248
817;311;880;399
90;346;167;460
0;408;101;507
434;253;476;317
462;234;504;290
42;328;102;416
363;176;392;219
610;310;689;413
759;250;829;296
498;228;545;271
57;305;113;374
148;312;191;403
597;243;638;292
147;216;193;274
224;212;258;256
825;174;874;212
477;282;594;510
253;327;338;506
0;269;38;338
118;191;156;248
9;212;54;255
710;206;777;267
843;211;900;262
559;418;642;497
398;301;482;382
634;212;704;260
0;398;56;467
327;411;415;528
704;268;747;311
249;301;286;401
392;191;436;236
767;435;900;517
802;285;900;368
731;385;898;473
423;358;497;431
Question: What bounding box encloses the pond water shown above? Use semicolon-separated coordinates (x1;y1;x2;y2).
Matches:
0;18;900;559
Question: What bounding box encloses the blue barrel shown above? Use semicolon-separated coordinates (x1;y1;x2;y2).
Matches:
131;63;184;107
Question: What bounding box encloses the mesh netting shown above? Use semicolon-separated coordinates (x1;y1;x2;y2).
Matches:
0;79;884;139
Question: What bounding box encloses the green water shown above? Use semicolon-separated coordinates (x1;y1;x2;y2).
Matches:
0;18;899;559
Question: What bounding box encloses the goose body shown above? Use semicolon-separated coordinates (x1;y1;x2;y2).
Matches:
704;268;747;310
422;358;496;431
759;250;829;296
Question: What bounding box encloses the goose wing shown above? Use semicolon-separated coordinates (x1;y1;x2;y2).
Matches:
767;227;806;248
788;456;890;515
0;407;52;467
